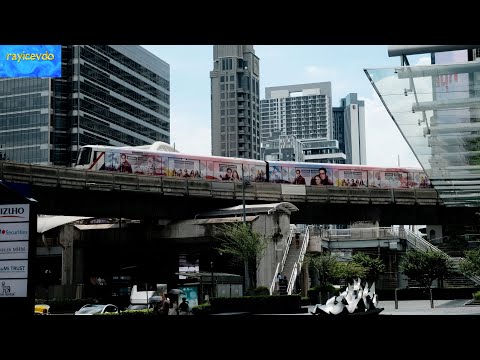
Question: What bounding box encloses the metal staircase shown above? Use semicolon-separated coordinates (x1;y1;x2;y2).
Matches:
269;226;312;295
403;228;480;286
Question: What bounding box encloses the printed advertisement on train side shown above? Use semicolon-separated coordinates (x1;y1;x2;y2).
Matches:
368;169;409;188
334;169;368;187
167;158;201;178
105;151;165;175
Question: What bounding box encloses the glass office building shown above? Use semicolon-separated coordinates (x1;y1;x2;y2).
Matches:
0;45;170;166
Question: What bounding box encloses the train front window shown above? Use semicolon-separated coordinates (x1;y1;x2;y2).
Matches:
77;148;92;166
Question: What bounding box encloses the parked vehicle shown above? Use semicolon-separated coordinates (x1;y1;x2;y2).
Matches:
75;304;119;315
130;284;167;306
34;304;50;315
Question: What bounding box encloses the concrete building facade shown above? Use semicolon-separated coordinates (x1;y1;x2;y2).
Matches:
210;45;261;160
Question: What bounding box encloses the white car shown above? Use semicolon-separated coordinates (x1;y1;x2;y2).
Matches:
75;304;119;315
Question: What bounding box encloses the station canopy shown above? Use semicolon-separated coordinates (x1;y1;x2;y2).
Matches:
365;61;480;207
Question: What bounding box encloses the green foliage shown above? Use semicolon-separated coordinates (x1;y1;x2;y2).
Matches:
246;286;270;296
214;222;269;288
473;291;480;300
444;233;469;252
210;294;302;314
191;303;212;315
459;249;480;277
399;249;455;288
352;253;386;284
120;309;154;316
304;252;338;287
333;261;366;284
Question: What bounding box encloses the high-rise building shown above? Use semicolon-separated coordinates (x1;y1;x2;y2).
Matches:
261;82;333;142
210;45;261;159
0;45;170;166
261;82;345;163
332;93;366;165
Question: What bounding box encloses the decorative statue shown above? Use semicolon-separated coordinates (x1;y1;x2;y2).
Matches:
311;278;384;316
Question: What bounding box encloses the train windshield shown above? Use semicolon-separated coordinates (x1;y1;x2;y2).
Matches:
76;147;92;166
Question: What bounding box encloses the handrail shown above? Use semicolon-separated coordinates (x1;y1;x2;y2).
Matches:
270;262;280;295
287;263;297;295
287;225;311;295
453;257;480;285
281;228;294;273
298;225;311;267
403;228;442;253
403;228;480;286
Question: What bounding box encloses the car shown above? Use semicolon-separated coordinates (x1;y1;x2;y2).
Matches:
34;304;51;315
74;304;119;315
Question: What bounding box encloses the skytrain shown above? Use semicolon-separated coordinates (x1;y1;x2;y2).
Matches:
74;142;431;189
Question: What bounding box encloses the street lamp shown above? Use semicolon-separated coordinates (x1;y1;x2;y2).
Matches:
210;260;214;299
241;164;249;294
44;269;52;301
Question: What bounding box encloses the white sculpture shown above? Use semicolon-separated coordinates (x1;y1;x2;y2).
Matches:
312;278;384;316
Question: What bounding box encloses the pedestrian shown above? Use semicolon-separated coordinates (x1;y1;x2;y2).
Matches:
179;297;190;315
275;273;282;292
169;299;178;315
159;293;170;315
295;233;300;249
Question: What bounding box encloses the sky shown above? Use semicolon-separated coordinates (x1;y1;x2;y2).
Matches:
141;45;430;168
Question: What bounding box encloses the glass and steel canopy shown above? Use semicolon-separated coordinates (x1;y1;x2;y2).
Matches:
365;61;480;207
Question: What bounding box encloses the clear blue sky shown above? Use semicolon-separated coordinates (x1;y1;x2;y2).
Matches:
141;45;429;168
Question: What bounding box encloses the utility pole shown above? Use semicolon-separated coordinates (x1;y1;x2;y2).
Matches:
241;164;249;293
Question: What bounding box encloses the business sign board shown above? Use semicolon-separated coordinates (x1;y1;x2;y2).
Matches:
0;204;30;223
0;260;28;278
0;279;28;298
0;222;29;241
0;241;29;260
0;202;31;302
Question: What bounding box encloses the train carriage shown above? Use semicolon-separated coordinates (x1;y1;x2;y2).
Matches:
75;144;430;189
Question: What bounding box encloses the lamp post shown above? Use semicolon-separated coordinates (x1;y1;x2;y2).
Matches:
45;269;52;301
241;164;249;294
210;260;214;299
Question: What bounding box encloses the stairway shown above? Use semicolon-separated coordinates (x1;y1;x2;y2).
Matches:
278;234;304;295
403;229;480;287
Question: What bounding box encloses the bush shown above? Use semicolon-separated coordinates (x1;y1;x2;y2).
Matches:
307;283;339;304
191;303;212;316
120;309;154;316
473;291;480;300
246;286;270;296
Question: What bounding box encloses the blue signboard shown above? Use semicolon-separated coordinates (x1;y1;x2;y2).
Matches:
0;45;61;78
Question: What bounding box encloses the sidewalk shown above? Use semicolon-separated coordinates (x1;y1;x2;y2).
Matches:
303;299;480;315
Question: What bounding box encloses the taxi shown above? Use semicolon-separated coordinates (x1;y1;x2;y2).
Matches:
34;304;51;315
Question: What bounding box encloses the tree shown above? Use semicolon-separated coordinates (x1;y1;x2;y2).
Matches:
214;222;269;290
351;253;386;285
333;261;366;285
459;249;480;277
399;249;455;289
304;252;338;287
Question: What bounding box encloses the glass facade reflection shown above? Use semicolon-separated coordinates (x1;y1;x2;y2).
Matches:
365;61;480;206
0;45;170;166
